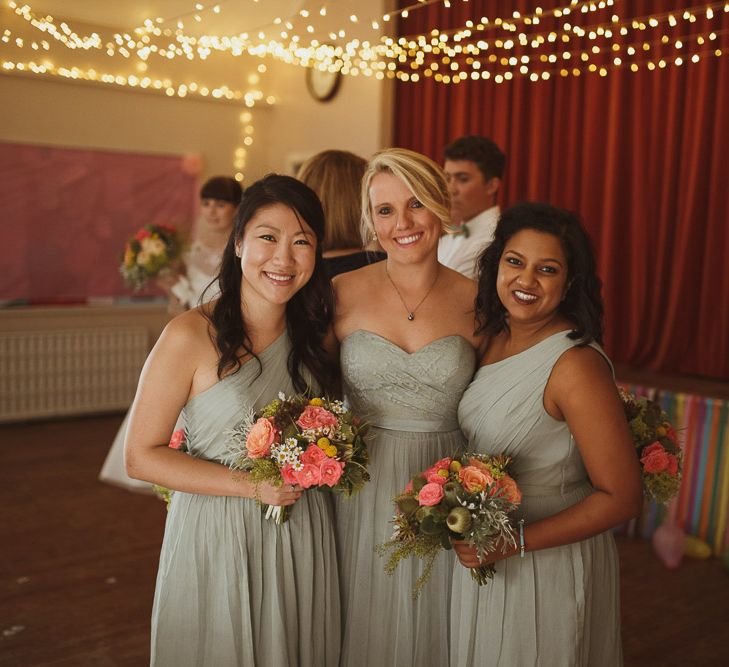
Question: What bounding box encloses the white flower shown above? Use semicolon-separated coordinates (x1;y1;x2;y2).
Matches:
140;237;166;255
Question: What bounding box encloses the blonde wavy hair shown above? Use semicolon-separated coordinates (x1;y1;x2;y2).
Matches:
297;149;367;252
360;147;451;244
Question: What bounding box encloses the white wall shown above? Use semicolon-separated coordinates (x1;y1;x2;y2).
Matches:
261;58;392;175
0;74;263;180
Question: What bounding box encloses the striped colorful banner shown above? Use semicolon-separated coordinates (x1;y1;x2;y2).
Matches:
618;385;729;556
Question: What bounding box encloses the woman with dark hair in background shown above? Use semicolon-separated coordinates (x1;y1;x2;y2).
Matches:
297;149;385;277
451;203;642;666
124;174;340;666
99;176;243;493
162;175;243;312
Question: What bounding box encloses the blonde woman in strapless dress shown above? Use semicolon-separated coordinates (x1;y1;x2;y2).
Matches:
333;149;481;667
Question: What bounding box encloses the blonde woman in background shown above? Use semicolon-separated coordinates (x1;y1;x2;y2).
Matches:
99;176;242;492
332;148;481;666
297;149;385;277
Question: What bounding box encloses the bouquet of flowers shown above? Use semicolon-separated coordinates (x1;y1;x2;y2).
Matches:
120;223;183;290
227;394;369;523
619;388;682;503
378;453;522;598
154;428;187;508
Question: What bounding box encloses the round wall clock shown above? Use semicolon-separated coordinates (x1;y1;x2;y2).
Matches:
305;66;342;102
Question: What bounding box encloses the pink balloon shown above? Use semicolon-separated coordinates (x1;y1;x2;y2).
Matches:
651;523;686;569
181;153;203;176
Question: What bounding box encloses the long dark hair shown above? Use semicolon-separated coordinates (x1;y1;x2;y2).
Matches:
475;202;604;345
205;174;339;394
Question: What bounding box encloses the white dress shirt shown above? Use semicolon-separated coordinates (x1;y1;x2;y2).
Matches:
437;205;500;279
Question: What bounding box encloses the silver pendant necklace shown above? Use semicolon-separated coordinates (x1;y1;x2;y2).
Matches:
385;265;440;321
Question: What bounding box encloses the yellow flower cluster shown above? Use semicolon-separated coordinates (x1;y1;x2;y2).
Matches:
316;437;338;458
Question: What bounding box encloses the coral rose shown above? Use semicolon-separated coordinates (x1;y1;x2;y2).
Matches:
302;444;327;465
297;406;339;431
640;442;670;473
319;459;345;487
495;475;522;504
281;465;298;486
246;417;277;459
168;429;185;450
666;454;679;476
459;466;494;493
418;482;445;506
295;463;321;489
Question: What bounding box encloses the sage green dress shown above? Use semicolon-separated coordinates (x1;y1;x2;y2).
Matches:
451;331;622;667
151;334;340;667
336;330;476;667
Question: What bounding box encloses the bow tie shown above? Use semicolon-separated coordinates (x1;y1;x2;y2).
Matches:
452;223;470;238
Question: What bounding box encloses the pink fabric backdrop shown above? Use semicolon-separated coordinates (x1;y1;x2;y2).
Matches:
0;142;198;303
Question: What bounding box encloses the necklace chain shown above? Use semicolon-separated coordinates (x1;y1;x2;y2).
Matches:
385;265;439;321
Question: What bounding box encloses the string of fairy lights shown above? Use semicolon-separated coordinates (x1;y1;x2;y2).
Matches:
2;1;728;177
3;1;727;85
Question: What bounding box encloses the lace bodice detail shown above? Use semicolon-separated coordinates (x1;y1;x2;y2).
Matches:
340;330;476;432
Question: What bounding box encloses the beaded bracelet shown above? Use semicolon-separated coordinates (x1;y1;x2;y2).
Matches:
518;519;526;558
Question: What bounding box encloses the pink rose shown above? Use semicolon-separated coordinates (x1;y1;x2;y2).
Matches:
302;444;327;465
246;417;278;459
418;482;445;506
666;454;679;476
297;406;339;431
641;442;670;473
404;480;413;493
495;475;522;504
168;429;185;450
319;458;345;487
281;465;298;486
295;463;321;489
459;466;494;493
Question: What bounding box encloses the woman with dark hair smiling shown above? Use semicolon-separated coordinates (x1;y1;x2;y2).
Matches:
451;203;643;666
124;174;340;666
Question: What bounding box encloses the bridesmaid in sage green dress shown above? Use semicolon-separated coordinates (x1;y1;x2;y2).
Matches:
124;175;341;667
451;203;643;666
333;149;480;666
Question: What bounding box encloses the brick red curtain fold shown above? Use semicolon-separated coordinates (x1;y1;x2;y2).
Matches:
395;1;729;380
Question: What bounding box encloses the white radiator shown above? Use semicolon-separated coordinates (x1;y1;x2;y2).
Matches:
0;327;149;422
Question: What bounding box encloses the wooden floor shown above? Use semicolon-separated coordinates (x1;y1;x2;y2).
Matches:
2;415;728;666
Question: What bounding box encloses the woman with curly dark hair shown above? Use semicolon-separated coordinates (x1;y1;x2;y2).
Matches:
125;174;340;666
451;202;642;666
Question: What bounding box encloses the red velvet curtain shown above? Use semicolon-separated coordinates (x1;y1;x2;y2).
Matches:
395;1;729;381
